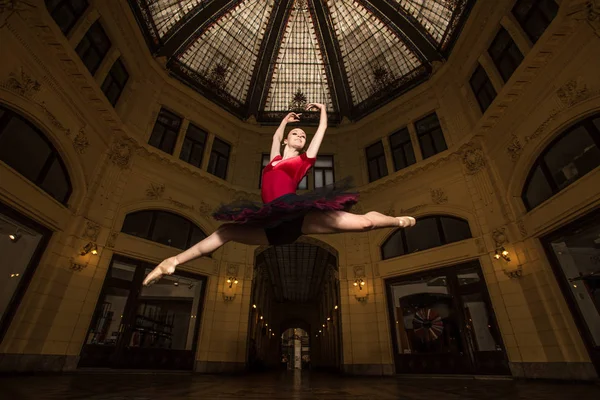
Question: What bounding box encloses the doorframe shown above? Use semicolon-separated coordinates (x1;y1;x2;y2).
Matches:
0;201;52;345
79;253;208;369
384;259;509;374
540;206;600;374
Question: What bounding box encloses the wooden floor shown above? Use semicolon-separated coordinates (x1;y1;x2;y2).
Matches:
1;370;599;399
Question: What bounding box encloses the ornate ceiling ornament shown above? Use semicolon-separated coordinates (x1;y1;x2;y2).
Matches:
288;89;307;113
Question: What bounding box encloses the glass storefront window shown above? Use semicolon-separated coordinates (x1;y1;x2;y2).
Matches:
390;275;463;355
548;224;600;346
130;271;203;351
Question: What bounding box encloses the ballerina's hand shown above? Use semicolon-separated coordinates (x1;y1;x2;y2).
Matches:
306;103;325;111
143;257;178;286
285;112;301;123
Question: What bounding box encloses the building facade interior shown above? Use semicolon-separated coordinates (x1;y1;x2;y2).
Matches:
0;0;599;387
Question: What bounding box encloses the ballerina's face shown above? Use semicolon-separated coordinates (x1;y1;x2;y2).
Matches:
284;128;306;150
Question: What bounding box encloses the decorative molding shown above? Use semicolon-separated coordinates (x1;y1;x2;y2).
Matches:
82;220;100;241
492;227;508;248
517;220;527;238
506;135;523;161
146;183;165;200
38;102;70;134
353;265;365;279
1;67;40;98
556;78;594;107
106;231;118;248
430;188;448;204
475;239;486;254
569;0;600;37
0;0;35;29
400;203;427;214
167;196;194;211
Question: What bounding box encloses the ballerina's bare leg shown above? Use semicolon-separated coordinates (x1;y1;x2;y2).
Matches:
143;211;415;285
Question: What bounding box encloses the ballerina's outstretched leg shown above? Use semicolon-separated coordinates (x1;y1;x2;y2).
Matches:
301;210;415;235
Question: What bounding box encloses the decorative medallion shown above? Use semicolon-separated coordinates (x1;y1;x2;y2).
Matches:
462;148;486;175
353;265;365;278
226;263;240;276
1;67;40;98
506;135;522;161
146;183;165;200
83;220;100;242
72;128;89;154
430;188;448;204
492;227;507;248
108;138;134;169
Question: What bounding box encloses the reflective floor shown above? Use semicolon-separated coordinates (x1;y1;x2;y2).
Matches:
1;370;599;399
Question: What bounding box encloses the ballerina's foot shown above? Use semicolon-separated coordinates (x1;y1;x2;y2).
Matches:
396;216;416;228
143;257;178;286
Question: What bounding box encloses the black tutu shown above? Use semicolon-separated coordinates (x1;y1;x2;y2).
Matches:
212;176;360;228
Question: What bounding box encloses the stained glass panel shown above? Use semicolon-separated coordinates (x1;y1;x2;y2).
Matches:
178;0;274;104
145;0;207;39
326;0;422;105
388;0;461;44
264;0;334;113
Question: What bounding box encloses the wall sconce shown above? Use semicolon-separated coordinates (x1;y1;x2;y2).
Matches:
223;276;238;302
494;246;510;262
80;242;98;256
353;278;368;302
494;246;523;278
9;231;21;243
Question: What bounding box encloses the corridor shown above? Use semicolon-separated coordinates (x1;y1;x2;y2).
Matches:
1;371;598;400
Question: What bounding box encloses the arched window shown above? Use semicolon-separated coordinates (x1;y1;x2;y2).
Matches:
0;104;72;205
522;113;600;210
381;215;472;260
121;210;207;250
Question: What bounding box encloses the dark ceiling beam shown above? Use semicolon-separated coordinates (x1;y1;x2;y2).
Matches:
246;0;294;118
156;0;240;58
361;0;442;63
311;0;351;118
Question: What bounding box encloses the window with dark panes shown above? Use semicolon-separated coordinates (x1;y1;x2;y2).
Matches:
180;123;207;168
512;0;558;44
0;105;72;205
314;155;334;188
259;154;270;189
389;127;416;171
148;108;182;154
101;58;129;106
45;0;88;35
121;210;207;251
75;20;111;75
469;64;497;113
522;114;600;210
415;113;447;159
366;141;388;182
208;137;230;180
381;216;472;260
488;27;524;83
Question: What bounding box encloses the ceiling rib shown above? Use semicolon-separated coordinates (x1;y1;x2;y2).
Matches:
311;0;351;118
156;0;240;58
246;0;294;118
361;0;442;63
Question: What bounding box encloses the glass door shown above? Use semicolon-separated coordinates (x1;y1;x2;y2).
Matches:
543;208;600;374
386;261;509;375
79;255;207;370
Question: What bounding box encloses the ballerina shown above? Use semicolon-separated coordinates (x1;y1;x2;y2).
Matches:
143;103;415;285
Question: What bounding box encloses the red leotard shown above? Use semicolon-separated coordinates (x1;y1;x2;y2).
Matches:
261;153;316;203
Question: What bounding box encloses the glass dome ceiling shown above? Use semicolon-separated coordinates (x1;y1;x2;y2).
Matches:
129;0;474;124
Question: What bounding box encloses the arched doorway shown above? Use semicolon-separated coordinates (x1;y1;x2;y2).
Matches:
281;328;310;370
247;240;342;371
